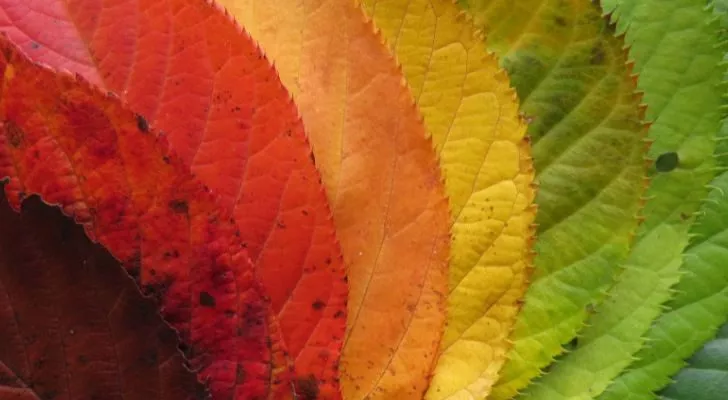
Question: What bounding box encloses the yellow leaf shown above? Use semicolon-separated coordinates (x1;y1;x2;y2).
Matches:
357;0;536;398
220;0;452;398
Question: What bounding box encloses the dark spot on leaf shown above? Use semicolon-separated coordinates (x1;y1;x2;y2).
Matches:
136;114;149;133
554;16;566;26
236;364;245;383
5;120;24;147
30;41;40;50
142;276;173;305
334;310;345;319
312;299;325;310
163;250;180;259
199;291;216;307
294;374;320;400
655;151;679;172
2;45;12;61
590;44;605;65
168;199;189;214
77;355;88;365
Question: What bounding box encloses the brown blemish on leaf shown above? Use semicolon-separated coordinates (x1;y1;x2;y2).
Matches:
199;291;216;307
590;43;605;65
5;120;24;147
136;114;149;133
168;199;188;214
294;375;320;400
311;300;325;310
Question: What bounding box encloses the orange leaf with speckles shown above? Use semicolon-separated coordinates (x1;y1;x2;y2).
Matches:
0;0;347;397
0;187;205;400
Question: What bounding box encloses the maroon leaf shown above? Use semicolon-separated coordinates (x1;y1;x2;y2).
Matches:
0;186;207;400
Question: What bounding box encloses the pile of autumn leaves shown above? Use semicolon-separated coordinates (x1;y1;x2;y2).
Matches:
0;0;726;399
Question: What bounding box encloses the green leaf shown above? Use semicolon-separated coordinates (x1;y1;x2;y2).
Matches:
456;1;648;398
659;323;728;400
585;0;728;398
518;0;726;396
598;168;728;400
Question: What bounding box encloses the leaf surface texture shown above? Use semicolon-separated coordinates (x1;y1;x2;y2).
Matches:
0;37;274;399
0;190;204;400
0;2;348;395
218;0;452;398
356;0;536;398
458;1;648;397
659;323;728;400
582;0;727;398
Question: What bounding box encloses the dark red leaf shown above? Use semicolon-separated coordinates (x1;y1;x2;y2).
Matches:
0;187;206;400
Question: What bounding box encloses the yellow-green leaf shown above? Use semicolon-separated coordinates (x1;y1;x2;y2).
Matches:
458;1;649;398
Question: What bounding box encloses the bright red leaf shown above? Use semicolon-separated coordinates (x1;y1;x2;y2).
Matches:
0;188;206;400
0;1;348;397
0;36;277;399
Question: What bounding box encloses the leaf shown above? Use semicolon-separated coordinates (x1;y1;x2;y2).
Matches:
0;187;205;400
578;0;727;397
457;1;649;397
0;37;274;399
659;322;728;400
597;171;728;400
217;0;452;398
0;1;348;395
354;0;536;398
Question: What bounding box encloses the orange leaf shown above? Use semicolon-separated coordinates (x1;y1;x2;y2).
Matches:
0;37;274;398
220;0;452;398
0;0;347;396
0;187;205;400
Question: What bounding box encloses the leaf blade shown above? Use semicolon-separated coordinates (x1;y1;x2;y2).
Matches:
0;37;274;398
355;0;536;398
457;1;650;397
0;0;348;394
0;188;205;400
218;0;452;398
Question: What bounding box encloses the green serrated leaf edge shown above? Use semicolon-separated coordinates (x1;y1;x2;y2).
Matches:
519;0;727;397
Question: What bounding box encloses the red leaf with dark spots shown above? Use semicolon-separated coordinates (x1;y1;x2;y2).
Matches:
0;188;206;400
0;37;274;399
0;2;347;396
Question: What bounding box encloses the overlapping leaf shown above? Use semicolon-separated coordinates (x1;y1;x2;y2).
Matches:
597;169;728;400
0;189;205;400
0;2;347;395
579;0;727;398
660;323;728;400
457;1;649;397
355;0;536;398
218;0;452;398
493;0;726;397
0;37;274;398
